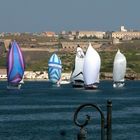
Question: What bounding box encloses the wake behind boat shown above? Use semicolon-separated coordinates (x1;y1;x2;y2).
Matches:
70;46;85;88
113;49;127;88
7;41;25;89
83;43;101;90
48;53;62;86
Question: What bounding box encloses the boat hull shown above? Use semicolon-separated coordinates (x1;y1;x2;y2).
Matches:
113;82;125;88
84;84;98;90
72;80;84;88
7;83;21;90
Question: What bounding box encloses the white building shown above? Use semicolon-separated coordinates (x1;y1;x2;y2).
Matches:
78;31;105;39
112;31;140;39
120;26;127;32
112;26;140;39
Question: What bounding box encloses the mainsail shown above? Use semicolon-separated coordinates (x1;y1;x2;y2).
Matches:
70;46;84;87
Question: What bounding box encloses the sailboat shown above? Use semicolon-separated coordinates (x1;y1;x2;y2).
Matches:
48;53;62;86
83;43;101;89
7;41;25;89
70;46;85;88
113;49;127;88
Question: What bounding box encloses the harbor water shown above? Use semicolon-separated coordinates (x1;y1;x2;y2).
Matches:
0;80;140;140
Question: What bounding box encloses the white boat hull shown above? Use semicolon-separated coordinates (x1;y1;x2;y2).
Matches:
113;82;125;88
72;80;84;88
7;84;21;90
60;80;70;84
84;84;98;90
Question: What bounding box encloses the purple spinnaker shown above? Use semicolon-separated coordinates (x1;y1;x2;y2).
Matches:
7;41;25;84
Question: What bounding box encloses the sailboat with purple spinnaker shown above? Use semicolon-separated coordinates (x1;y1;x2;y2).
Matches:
7;41;25;89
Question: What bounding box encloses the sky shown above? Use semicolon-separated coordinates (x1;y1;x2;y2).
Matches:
0;0;139;33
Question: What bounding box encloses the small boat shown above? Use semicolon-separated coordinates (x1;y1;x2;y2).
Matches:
48;53;62;86
113;49;127;88
7;41;25;89
70;46;85;88
60;80;70;84
83;43;101;90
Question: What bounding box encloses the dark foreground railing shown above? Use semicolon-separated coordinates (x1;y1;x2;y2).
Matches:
73;100;112;140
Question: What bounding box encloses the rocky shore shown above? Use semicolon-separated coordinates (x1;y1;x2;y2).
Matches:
0;70;140;81
24;71;71;81
100;72;140;80
0;71;71;81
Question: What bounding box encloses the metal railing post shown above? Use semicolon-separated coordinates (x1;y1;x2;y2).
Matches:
77;127;87;140
107;100;112;140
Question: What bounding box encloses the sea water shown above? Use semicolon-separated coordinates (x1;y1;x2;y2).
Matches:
0;80;139;140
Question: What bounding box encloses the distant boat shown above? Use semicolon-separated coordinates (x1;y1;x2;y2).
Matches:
70;46;85;88
113;49;127;88
7;41;25;89
83;43;101;89
48;53;62;86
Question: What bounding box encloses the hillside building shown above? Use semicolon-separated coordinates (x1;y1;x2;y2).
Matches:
112;26;140;40
78;31;105;39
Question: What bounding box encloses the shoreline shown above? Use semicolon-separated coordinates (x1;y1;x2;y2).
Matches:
0;70;140;81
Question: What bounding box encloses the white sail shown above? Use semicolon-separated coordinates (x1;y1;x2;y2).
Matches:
71;47;84;84
113;50;127;88
113;50;127;87
83;43;101;86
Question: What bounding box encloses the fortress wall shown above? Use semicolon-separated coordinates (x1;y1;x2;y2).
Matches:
61;41;102;51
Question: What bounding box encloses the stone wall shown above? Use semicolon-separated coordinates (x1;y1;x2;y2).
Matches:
61;41;102;51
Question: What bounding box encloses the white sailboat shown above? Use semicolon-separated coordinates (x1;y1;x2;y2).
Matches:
70;46;85;88
83;43;101;89
113;49;127;88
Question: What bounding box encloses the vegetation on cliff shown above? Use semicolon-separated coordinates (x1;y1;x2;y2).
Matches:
0;38;140;79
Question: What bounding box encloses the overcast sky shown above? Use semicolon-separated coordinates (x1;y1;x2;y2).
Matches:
0;0;139;33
